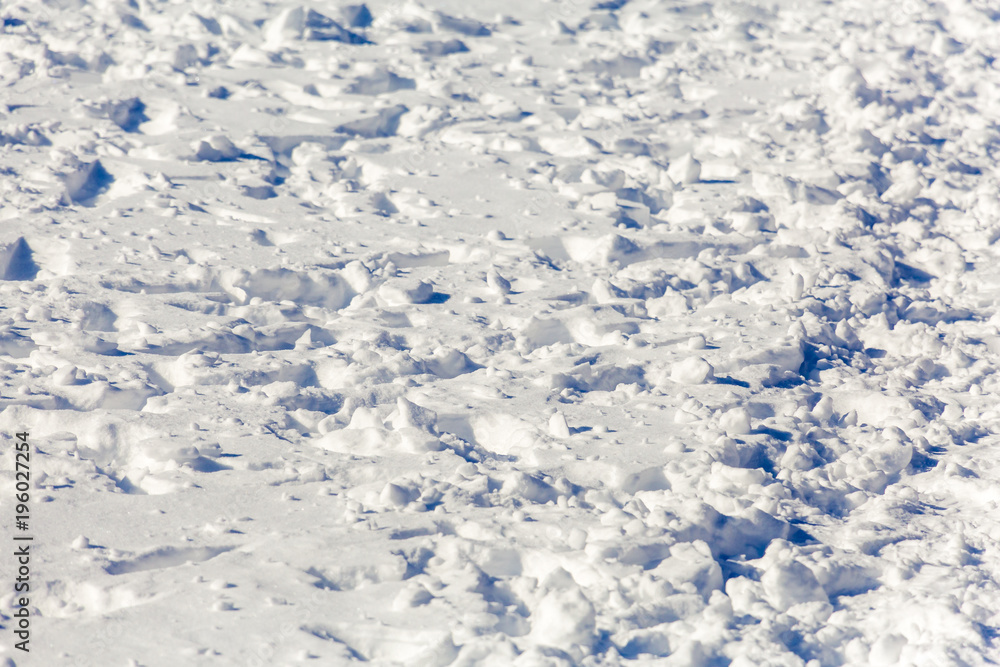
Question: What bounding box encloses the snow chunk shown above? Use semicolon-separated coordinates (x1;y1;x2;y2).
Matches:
671;357;715;385
106;97;146;131
720;407;751;436
223;268;357;309
337;105;408;138
59;156;113;203
264;7;368;47
388;397;437;431
0;237;38;281
537;134;602;157
340;4;374;28
548;411;570;438
432;11;491;37
380;482;416;508
377;279;434;306
194;135;241;162
486;268;511;295
529;569;596;652
346;68;415;95
502;472;558;504
761;559;828;612
471;414;538;455
667;153;701;185
651;541;724;599
870;633;908;666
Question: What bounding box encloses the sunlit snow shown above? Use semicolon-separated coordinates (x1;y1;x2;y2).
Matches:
1;0;999;665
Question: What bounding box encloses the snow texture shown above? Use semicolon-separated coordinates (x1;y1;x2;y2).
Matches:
1;0;1000;664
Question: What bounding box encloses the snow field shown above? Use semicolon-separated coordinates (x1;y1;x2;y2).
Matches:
0;0;999;665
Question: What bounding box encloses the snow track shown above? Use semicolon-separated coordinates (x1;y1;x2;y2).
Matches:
1;0;1000;664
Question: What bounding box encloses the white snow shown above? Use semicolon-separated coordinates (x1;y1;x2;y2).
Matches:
1;0;1000;664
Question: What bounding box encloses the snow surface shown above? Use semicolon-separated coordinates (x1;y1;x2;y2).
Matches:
1;0;1000;664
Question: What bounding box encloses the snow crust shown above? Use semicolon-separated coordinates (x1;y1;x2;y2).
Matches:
1;0;1000;664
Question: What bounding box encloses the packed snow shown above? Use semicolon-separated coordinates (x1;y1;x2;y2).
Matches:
1;0;1000;664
